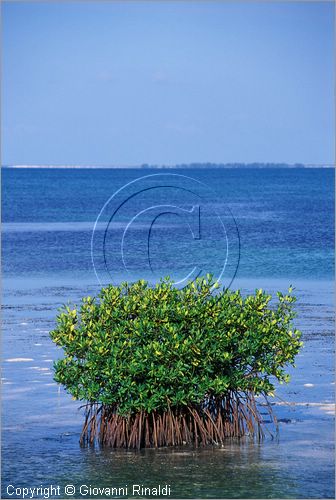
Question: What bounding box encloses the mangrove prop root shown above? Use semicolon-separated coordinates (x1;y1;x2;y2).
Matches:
79;392;276;449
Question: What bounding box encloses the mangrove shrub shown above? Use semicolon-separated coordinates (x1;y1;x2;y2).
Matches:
50;276;302;448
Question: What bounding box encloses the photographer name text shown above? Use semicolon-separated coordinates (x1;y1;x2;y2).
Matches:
7;483;172;498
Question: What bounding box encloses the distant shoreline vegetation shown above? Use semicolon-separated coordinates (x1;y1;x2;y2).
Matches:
3;163;333;169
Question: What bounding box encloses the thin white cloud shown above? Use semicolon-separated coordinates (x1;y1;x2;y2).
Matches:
152;70;169;83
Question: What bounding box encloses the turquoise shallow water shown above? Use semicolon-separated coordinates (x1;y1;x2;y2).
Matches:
2;277;334;498
1;168;335;498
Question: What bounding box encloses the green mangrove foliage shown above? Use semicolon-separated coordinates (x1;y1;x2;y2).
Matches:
50;276;302;448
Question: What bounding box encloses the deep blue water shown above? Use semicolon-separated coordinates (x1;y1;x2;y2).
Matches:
2;167;334;283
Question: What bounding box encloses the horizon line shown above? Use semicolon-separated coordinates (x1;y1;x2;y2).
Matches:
2;162;335;169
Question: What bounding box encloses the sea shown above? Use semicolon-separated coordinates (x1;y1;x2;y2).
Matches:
1;167;335;498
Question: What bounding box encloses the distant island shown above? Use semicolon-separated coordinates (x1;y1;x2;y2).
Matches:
3;162;333;169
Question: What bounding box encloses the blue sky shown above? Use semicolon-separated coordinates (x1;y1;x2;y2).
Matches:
2;1;334;166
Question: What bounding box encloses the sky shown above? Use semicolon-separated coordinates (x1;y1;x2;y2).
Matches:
2;1;334;166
